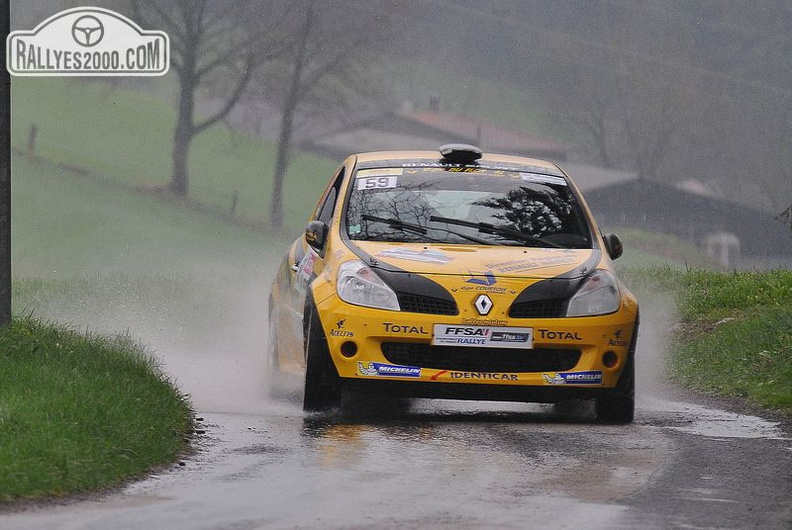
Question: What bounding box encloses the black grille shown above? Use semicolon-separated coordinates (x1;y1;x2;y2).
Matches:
509;299;567;318
397;293;458;315
382;342;580;373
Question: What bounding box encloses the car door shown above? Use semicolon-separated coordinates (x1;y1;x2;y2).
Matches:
282;166;347;363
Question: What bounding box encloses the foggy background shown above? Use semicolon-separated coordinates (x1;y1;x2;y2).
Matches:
8;1;792;410
11;0;792;215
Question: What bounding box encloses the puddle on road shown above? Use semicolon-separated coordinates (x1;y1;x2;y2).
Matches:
642;397;789;441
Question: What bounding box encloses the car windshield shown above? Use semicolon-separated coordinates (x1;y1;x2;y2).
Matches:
345;166;592;248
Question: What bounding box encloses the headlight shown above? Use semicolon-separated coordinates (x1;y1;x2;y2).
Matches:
566;269;621;316
337;260;400;311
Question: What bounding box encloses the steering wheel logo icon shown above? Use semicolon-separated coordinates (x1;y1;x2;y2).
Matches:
72;15;104;47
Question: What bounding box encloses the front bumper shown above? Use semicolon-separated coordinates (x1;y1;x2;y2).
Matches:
315;294;638;393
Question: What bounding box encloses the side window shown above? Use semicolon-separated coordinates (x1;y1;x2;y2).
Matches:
314;168;345;224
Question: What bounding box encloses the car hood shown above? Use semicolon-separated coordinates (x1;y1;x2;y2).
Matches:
353;242;599;280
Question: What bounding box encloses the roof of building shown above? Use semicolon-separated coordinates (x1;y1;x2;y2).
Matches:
397;110;567;158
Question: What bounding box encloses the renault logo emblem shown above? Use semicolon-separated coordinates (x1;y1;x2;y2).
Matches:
474;294;493;316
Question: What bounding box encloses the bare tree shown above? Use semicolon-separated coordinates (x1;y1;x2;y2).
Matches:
779;206;792;232
541;2;705;182
132;0;289;197
263;0;394;229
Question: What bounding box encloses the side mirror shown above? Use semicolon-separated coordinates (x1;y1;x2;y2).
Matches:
305;220;328;251
603;233;623;260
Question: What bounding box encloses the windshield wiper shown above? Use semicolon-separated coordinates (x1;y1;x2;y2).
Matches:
362;214;427;233
429;215;564;248
361;214;490;245
361;214;446;243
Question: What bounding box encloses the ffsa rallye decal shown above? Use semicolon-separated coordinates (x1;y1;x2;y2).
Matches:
432;325;534;348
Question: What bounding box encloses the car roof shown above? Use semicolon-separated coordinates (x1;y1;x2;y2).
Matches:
352;150;566;178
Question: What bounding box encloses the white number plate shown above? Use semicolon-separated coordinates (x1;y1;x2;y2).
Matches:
356;175;398;190
432;325;533;349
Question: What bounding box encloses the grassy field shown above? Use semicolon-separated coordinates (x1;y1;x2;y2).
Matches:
12;154;279;277
0;317;193;501
625;267;792;414
11;77;337;235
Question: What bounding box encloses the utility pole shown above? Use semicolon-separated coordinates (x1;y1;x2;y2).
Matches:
0;0;11;327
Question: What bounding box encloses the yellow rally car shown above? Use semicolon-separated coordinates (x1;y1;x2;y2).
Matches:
268;144;639;422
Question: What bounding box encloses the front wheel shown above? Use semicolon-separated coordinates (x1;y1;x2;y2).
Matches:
595;355;635;424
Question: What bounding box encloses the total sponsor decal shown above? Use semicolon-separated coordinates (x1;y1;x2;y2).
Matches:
432;325;533;349
358;362;421;378
542;371;603;385
537;329;582;341
382;322;429;335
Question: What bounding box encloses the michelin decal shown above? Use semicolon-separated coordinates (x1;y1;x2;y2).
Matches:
358;362;421;378
542;371;603;385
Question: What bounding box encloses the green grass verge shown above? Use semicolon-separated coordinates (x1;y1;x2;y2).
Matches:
673;307;791;411
0;317;194;501
12;154;281;277
12;77;337;235
626;267;792;414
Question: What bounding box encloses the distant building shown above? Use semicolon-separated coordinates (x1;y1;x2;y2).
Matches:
583;179;792;269
207;99;569;161
301;109;569;161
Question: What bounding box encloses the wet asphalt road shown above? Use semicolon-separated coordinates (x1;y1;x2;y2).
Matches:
1;393;790;529
2;296;790;529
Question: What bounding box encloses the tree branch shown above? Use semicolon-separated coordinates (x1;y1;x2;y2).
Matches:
194;56;255;134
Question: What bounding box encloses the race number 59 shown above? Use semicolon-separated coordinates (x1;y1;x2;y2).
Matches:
356;176;397;190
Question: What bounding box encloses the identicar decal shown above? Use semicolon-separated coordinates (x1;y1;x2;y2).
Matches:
450;371;518;381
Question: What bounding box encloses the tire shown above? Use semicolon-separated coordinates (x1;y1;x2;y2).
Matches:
303;304;342;412
339;386;410;418
595;354;635;424
596;317;639;424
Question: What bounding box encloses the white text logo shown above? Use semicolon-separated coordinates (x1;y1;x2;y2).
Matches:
7;7;169;76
